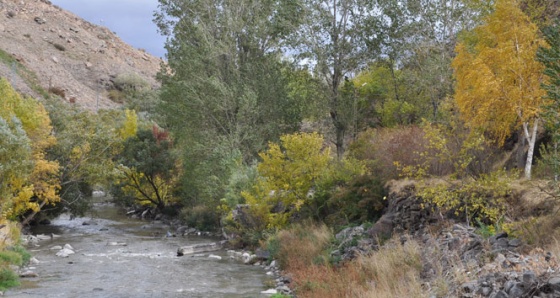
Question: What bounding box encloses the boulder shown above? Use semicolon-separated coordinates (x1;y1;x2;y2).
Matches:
56;248;75;257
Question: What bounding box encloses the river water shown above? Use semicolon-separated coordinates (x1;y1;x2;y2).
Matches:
7;203;271;298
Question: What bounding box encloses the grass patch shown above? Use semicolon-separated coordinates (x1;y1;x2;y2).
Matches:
269;223;427;298
0;48;49;98
0;267;19;291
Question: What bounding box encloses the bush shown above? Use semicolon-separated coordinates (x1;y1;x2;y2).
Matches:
0;251;22;267
348;126;428;180
114;73;150;93
0;267;19;291
321;174;386;226
180;205;220;231
9;245;30;265
107;89;125;103
48;86;65;98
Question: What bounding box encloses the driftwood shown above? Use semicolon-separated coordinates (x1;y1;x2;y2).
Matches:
177;240;227;256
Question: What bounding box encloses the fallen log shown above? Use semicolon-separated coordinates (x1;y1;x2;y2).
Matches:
177;240;227;256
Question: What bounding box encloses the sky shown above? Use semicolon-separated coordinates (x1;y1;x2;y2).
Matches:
50;0;166;58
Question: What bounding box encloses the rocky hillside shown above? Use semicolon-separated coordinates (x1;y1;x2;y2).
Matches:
0;0;162;110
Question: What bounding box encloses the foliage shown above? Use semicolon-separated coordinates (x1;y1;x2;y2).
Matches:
114;127;180;211
0;267;19;291
44;100;123;217
118;109;138;140
452;0;546;179
180;205;220;231
242;133;332;229
537;23;560;181
294;0;371;158
155;0;304;211
318;174;387;227
349;126;428;180
0;78;61;221
269;225;425;298
417;170;515;225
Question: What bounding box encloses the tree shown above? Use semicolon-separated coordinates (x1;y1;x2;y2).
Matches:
155;0;304;205
537;23;560;180
242;132;332;228
115;127;179;211
0;78;61;221
293;0;370;158
44;100;123;216
452;0;546;179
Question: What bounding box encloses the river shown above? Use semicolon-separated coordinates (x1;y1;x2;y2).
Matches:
7;203;272;298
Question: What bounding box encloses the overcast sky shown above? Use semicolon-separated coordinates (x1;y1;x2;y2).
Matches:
50;0;166;58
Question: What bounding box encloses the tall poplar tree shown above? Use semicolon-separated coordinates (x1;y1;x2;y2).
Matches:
155;0;304;203
452;0;546;179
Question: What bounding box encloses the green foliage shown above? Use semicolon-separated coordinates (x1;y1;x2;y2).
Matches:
319;175;387;226
114;127;180;211
0;251;22;267
180;205;219;231
8;245;30;265
537;22;560;181
0;267;19;291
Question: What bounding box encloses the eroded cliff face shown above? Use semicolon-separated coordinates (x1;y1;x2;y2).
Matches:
0;0;162;110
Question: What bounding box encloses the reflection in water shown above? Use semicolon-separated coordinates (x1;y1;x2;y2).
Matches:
8;203;271;298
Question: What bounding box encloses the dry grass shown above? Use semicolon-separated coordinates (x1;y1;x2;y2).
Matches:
275;223;332;271
276;224;427;298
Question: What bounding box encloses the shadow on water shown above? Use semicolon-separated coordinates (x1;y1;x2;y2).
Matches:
7;202;272;298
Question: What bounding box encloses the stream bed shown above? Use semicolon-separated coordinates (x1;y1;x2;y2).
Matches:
7;203;271;298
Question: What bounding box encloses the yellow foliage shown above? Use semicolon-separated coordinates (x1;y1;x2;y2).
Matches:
0;78;61;220
118;109;138;140
452;0;547;144
243;132;332;229
118;165;179;207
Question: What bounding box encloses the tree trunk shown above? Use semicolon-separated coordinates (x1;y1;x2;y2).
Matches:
523;118;539;179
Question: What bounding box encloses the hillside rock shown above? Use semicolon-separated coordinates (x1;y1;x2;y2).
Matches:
0;0;162;110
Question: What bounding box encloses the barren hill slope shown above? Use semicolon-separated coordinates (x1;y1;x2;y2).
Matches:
0;0;162;110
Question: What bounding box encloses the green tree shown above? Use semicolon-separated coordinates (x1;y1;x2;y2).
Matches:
452;0;546;179
155;0;304;206
293;0;370;158
537;23;560;180
115;127;179;211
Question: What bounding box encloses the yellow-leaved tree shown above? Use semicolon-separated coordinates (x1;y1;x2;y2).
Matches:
452;0;547;179
0;78;60;221
242;132;332;229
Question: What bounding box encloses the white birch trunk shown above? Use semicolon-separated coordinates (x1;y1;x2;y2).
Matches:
522;118;539;179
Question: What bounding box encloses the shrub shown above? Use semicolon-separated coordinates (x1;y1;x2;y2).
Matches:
114;73;150;92
0;251;22;267
180;205;220;231
348;126;428;180
312;174;386;226
0;267;19;291
107;89;125;103
9;245;30;265
48;86;65;98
